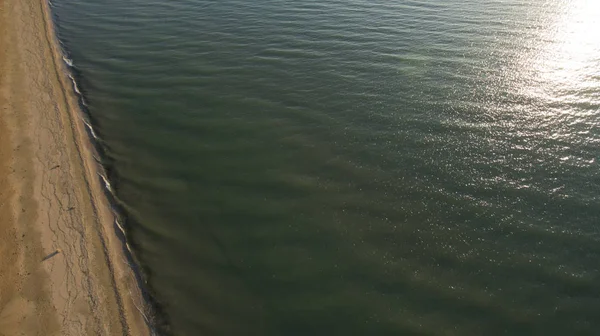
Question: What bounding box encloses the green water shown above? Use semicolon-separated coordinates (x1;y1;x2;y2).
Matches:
50;0;600;334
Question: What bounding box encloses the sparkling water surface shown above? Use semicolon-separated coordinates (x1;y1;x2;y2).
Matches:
50;0;600;334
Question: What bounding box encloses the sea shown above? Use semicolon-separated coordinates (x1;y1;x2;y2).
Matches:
48;0;600;335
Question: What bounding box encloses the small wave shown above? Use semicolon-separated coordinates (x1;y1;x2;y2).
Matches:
82;118;99;139
67;74;81;94
125;242;136;260
62;56;74;67
115;219;127;236
98;173;113;193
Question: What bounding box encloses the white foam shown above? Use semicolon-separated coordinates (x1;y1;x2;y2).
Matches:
98;173;113;193
67;74;81;94
62;56;74;67
115;219;126;236
125;242;136;259
82;119;99;139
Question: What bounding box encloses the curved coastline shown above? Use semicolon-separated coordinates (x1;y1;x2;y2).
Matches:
41;0;162;334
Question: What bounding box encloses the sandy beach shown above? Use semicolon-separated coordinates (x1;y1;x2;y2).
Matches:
0;0;150;335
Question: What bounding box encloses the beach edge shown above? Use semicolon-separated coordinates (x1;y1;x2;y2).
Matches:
38;0;156;334
0;0;154;334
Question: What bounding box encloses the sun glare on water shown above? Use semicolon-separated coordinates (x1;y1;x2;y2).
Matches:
533;0;600;101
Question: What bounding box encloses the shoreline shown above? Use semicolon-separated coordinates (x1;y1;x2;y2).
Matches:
0;0;153;334
47;0;167;333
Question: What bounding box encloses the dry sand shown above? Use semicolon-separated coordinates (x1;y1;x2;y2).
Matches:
0;0;151;335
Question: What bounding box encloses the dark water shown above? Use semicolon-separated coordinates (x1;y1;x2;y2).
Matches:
50;0;600;334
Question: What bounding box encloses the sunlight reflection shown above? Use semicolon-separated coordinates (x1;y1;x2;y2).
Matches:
532;0;600;102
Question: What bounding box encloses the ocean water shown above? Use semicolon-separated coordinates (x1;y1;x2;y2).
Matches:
49;0;600;335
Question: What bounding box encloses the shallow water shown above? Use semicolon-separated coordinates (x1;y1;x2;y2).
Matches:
50;0;600;334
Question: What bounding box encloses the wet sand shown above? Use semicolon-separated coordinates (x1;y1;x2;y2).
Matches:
0;0;150;335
